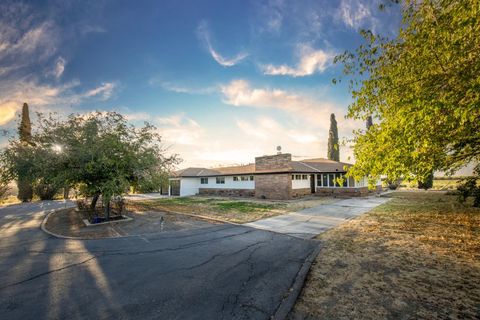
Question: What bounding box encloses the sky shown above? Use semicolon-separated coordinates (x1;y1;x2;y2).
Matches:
0;0;402;169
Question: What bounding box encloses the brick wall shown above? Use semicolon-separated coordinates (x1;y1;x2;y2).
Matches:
254;154;293;199
316;187;371;197
292;188;311;198
199;188;254;197
255;173;292;199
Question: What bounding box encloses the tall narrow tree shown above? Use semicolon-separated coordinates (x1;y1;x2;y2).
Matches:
366;115;373;130
17;103;33;202
327;113;339;161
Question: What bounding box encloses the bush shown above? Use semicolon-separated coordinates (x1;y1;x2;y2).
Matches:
17;178;33;202
418;172;434;190
0;184;9;200
457;177;480;207
34;183;60;200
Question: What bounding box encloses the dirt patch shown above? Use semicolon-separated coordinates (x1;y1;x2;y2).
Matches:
289;191;480;320
127;195;336;224
45;208;220;239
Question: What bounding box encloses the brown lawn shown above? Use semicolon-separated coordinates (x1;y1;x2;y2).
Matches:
290;191;480;320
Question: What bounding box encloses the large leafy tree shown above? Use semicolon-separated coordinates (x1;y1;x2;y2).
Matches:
336;0;480;186
35;112;179;218
327;113;340;161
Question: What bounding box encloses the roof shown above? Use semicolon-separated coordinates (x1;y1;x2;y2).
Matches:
172;158;352;177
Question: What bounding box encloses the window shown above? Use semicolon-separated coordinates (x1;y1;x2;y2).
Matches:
216;177;225;184
329;174;335;187
241;176;249;181
302;174;308;180
250;175;254;181
233;176;239;181
295;174;301;180
348;176;355;188
342;174;348;187
200;177;208;184
317;174;322;186
292;175;295;180
322;174;328;187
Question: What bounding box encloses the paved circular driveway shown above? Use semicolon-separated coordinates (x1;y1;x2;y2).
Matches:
0;201;318;319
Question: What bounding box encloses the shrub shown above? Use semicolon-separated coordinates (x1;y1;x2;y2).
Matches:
0;184;9;200
34;183;60;200
418;172;434;190
457;177;480;207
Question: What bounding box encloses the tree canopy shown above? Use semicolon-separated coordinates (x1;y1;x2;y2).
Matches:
336;0;480;185
1;111;179;214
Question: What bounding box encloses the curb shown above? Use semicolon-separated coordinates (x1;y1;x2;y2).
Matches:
40;206;83;240
273;243;322;320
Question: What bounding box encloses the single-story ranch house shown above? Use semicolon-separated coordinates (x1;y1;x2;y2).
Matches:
169;153;381;200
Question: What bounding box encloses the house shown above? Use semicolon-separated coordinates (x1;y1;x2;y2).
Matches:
168;153;381;200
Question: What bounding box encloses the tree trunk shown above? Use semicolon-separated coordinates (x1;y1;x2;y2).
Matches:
63;186;70;199
104;200;111;221
90;193;100;212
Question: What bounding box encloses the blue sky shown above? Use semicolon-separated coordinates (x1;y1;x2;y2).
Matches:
0;0;401;168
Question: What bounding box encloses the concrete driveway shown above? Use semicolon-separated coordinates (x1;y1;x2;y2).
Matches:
0;201;318;319
245;196;391;239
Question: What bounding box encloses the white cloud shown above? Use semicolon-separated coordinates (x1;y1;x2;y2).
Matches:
0;101;18;126
84;82;116;100
53;57;66;78
197;21;248;67
156;114;204;146
337;0;377;31
262;45;334;77
149;78;216;95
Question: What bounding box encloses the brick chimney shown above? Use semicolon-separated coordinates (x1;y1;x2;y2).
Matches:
255;153;292;172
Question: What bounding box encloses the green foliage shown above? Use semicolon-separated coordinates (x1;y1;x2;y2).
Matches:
327;113;339;161
33;111;179;218
457;176;480;207
417;171;434;190
0;183;9;200
335;0;480;187
1;111;179;216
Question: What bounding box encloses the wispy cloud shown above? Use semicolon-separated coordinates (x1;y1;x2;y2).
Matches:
149;78;216;95
84;82;116;100
197;20;248;67
0;101;18;126
261;45;334;77
336;0;378;31
46;56;66;79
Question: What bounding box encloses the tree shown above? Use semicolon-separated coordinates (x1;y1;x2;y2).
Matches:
327;113;339;161
17;103;34;202
366;116;373;130
335;0;480;190
417;171;434;190
34;111;179;219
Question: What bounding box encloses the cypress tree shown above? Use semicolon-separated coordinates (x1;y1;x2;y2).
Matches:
327;113;339;161
17;103;33;202
366;115;373;130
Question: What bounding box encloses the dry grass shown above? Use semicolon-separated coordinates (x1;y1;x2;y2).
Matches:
126;195;335;224
290;191;480;320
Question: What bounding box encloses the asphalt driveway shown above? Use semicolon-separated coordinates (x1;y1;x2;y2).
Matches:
0;201;318;319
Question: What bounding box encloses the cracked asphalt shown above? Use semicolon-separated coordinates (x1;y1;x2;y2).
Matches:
0;201;319;319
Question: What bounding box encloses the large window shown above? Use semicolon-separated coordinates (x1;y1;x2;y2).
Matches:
216;177;225;184
241;176;249;181
233;176;239;181
301;174;308;180
250;175;254;181
200;177;208;184
317;174;322;186
328;174;335;187
322;174;328;187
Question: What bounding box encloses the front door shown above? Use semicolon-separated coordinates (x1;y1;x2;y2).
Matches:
310;174;315;193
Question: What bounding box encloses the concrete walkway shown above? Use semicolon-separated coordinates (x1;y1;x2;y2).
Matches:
245;196;391;239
